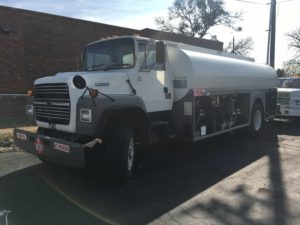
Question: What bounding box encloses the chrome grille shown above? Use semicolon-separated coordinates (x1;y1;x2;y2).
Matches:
277;98;290;106
277;92;290;106
277;92;290;98
34;83;70;125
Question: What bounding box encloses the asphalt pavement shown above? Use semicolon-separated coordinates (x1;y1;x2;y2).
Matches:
0;119;299;225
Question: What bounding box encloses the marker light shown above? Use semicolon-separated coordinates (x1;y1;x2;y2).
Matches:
90;89;98;97
27;90;33;96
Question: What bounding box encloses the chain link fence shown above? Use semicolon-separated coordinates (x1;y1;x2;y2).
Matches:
0;95;36;129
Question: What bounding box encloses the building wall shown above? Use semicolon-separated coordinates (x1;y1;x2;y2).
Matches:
0;6;223;94
0;7;25;94
140;28;223;51
0;6;137;93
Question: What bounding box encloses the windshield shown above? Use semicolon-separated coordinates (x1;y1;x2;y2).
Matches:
277;78;288;87
82;38;135;71
279;78;300;89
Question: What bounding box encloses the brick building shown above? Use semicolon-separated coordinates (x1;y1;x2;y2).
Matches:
0;6;223;94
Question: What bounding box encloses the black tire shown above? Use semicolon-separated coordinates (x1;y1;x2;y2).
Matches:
106;126;135;183
248;102;264;135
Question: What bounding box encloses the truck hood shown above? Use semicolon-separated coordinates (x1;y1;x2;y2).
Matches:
277;88;300;97
34;71;131;95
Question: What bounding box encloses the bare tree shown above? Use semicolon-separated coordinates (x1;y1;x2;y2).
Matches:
224;37;254;56
276;68;286;78
286;28;300;53
284;28;300;76
283;58;300;76
155;0;241;38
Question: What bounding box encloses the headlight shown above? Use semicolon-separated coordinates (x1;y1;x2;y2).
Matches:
26;105;34;115
80;109;92;122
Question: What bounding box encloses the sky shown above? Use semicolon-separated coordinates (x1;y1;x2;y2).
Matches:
0;0;299;69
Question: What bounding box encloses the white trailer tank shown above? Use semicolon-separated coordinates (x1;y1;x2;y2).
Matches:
166;42;277;101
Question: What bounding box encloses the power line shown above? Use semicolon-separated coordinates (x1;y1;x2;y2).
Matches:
278;0;296;3
64;0;85;8
235;0;268;5
236;0;296;5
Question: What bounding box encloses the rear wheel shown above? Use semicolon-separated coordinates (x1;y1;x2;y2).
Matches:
106;126;135;183
249;102;264;135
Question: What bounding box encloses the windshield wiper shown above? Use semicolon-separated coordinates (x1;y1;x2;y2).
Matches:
87;64;108;71
103;63;132;71
87;63;133;71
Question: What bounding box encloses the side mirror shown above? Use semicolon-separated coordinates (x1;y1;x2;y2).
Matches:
156;41;165;64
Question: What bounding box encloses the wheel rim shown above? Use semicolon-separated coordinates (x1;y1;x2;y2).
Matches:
127;137;135;171
253;110;262;131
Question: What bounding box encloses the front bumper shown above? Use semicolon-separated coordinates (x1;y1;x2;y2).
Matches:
13;128;85;168
276;105;300;117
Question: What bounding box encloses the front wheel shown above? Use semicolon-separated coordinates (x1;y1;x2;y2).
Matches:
106;126;135;183
249;102;264;135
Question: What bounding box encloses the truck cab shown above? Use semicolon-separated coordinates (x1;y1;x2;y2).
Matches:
31;36;172;135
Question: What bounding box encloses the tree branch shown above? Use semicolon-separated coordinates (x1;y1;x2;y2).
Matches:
155;0;242;38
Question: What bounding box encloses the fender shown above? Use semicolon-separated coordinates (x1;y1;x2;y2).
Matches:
76;94;148;137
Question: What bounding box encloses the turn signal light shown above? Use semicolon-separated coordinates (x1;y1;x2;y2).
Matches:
27;90;33;96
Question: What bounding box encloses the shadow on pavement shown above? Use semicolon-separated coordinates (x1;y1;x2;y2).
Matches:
182;121;299;225
272;118;300;136
0;165;104;225
0;121;298;225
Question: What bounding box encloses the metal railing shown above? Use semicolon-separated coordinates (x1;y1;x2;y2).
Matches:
0;94;27;96
0;210;11;225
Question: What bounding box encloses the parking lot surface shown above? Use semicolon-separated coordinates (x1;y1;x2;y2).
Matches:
0;119;299;225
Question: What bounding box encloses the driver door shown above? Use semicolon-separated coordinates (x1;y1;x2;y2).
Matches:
134;42;173;113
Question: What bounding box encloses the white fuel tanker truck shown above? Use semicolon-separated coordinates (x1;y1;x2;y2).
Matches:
14;36;277;182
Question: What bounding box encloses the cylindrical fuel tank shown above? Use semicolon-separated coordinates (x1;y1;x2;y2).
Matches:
166;45;277;101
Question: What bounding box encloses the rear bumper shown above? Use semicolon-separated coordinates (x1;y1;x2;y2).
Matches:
13;128;85;168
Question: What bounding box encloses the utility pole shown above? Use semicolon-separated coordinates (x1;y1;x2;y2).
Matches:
231;27;241;54
267;0;276;68
232;36;235;53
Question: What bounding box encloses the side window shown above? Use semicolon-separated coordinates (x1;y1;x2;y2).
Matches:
122;53;134;65
138;43;156;71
